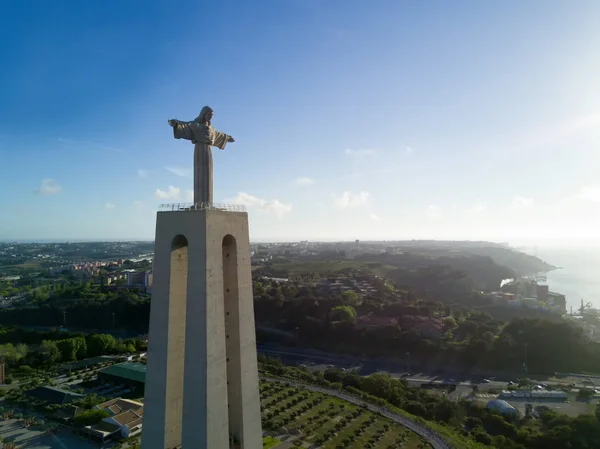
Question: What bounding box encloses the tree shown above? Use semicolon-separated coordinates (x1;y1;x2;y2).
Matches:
73;337;87;359
441;316;457;330
341;291;362;306
87;334;116;357
55;337;86;361
30;286;50;302
0;343;28;365
330;306;357;323
39;340;61;364
74;409;109;427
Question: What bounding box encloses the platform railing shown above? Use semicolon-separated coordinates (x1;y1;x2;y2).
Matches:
158;202;247;212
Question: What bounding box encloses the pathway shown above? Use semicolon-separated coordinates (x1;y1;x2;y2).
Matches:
261;376;451;449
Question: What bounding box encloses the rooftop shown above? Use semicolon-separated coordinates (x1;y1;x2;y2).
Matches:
97;398;143;415
61;355;117;370
25;386;84;405
99;362;147;384
112;408;144;427
88;420;122;437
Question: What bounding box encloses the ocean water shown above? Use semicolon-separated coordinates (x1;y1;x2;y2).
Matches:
536;247;600;313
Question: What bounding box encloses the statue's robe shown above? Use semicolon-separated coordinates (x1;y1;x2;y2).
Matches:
171;120;231;205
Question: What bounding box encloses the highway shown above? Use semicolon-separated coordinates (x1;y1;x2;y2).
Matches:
258;345;507;386
257;345;598;392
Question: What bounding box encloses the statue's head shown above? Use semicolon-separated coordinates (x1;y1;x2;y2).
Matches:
195;106;214;125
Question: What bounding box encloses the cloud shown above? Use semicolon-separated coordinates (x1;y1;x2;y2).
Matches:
512;196;534;207
425;204;442;218
35;179;61;195
155;186;182;200
105;203;116;209
333;191;370;209
577;186;600;203
369;213;380;221
137;169;148;178
295;177;315;186
154;186;194;202
228;192;292;218
165;166;192;178
465;202;487;214
404;146;415;155
344;148;375;156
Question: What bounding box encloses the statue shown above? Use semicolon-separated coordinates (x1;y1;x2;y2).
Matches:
168;106;235;205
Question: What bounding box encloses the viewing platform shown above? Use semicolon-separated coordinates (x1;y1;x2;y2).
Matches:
158;202;247;213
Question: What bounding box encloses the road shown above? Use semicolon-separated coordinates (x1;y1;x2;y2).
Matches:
258;345;508;389
262;376;451;449
258;345;600;392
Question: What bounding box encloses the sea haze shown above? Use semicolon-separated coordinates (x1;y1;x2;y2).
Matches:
536;246;600;312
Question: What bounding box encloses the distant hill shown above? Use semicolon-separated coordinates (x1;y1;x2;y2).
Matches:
379;241;556;276
255;241;556;302
449;245;556;276
343;241;554;294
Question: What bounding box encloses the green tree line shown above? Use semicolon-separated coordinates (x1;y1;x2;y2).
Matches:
0;329;145;375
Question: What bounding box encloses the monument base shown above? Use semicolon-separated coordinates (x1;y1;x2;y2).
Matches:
142;207;262;449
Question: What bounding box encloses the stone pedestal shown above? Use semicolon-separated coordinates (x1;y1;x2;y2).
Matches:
142;208;262;449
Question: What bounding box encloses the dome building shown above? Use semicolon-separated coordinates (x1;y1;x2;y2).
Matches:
486;399;519;417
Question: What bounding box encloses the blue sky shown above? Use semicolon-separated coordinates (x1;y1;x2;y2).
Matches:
1;0;600;242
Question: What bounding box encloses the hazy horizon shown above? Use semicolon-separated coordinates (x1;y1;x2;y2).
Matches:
3;237;600;250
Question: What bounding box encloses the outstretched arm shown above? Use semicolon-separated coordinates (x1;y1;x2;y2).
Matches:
212;129;235;150
168;119;195;141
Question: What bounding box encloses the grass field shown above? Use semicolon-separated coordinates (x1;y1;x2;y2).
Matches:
0;260;42;273
260;381;431;448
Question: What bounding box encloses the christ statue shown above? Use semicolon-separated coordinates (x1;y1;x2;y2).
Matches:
168;106;235;205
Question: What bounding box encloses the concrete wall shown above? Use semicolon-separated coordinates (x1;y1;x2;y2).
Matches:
222;231;262;448
142;232;188;449
142;209;262;449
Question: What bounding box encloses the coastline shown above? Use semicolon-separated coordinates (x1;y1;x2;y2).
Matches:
536;248;600;312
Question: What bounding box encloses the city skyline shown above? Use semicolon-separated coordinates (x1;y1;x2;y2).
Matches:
1;0;600;242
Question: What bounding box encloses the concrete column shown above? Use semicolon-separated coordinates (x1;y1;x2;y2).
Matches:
142;220;189;449
142;208;262;449
221;222;262;448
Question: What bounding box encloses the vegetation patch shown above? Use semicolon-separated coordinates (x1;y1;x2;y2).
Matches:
259;381;432;448
262;435;281;448
258;260;367;276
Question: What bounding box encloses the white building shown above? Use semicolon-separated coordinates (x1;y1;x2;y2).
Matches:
86;398;143;443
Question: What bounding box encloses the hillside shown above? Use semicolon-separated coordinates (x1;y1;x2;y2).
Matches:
354;252;512;292
253;242;556;310
381;240;556;276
